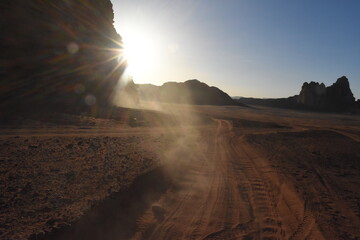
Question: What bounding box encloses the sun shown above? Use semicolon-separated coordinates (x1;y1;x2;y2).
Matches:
120;28;159;82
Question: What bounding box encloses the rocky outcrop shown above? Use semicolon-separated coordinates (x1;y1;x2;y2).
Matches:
298;82;327;108
0;0;125;112
326;76;356;109
138;79;238;105
297;76;355;111
237;76;357;112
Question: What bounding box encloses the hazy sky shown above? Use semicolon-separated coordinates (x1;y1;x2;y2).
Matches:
111;0;360;99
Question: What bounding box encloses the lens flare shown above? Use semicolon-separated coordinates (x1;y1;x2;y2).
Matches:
120;29;160;82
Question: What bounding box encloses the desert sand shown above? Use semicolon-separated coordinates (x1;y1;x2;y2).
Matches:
1;104;360;240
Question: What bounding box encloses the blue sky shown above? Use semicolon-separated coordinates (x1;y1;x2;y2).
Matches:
111;0;360;99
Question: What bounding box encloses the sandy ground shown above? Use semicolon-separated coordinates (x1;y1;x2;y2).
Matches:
0;131;171;239
1;104;360;239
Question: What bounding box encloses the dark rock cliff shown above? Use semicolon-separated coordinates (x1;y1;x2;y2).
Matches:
326;76;356;110
297;76;356;111
298;82;327;108
237;76;357;112
138;79;238;105
0;0;125;112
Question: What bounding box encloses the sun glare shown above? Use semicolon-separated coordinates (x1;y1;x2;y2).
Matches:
120;28;159;82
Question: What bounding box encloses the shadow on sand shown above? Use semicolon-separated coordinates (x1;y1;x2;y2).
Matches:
30;167;170;240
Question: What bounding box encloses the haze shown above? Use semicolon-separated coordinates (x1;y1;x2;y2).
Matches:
112;0;360;99
2;1;360;239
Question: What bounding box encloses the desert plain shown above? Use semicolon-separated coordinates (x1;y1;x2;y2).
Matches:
1;103;360;240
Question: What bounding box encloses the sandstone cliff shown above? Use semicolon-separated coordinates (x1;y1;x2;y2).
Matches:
298;82;327;108
297;76;356;110
237;76;357;112
1;0;125;112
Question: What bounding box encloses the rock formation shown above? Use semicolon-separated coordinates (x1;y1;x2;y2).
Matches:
138;79;238;105
237;76;357;112
297;76;356;110
0;0;125;112
298;82;327;108
326;76;356;110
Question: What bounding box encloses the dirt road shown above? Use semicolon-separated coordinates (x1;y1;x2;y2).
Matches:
132;119;324;240
3;106;359;239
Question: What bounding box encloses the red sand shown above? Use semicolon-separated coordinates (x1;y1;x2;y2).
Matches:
1;104;360;239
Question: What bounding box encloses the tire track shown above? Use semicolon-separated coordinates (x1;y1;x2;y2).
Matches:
133;119;322;239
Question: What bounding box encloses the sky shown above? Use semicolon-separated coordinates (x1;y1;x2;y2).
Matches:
111;0;360;99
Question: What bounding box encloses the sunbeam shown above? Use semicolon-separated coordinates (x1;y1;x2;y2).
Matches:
117;26;161;83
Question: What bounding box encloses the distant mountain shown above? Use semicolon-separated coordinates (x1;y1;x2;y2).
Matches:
237;76;358;112
137;79;242;106
237;96;300;109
